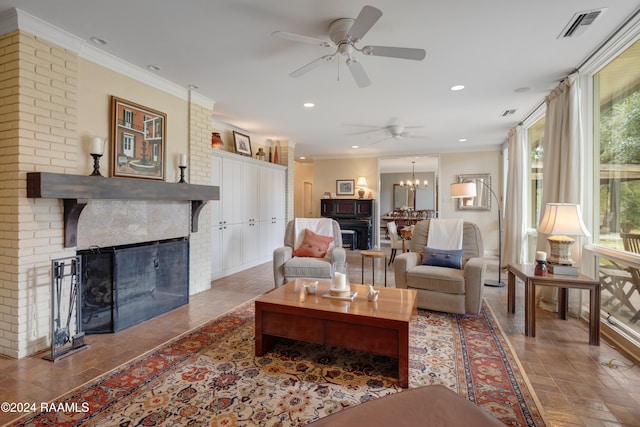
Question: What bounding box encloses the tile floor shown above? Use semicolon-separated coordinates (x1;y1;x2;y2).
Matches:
0;250;639;426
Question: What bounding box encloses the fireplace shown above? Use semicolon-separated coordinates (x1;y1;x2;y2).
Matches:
78;238;189;333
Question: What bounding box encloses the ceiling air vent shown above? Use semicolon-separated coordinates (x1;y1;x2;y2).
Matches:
559;8;606;38
500;109;517;117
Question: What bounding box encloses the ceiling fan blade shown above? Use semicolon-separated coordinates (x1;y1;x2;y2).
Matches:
271;31;331;47
369;136;391;145
346;58;371;88
362;45;426;60
346;5;382;42
289;55;333;78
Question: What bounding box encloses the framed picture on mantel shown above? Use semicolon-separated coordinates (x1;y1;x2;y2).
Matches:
110;96;166;181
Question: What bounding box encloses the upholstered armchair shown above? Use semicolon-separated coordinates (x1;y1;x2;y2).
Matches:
273;219;346;288
394;219;487;314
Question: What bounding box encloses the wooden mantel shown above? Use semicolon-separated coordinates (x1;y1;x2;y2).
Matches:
27;172;219;248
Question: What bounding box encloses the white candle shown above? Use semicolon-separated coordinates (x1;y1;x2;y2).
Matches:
333;272;346;289
179;153;187;167
535;251;547;262
90;137;103;155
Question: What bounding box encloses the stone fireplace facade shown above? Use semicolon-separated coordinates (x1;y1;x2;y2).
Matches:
0;17;214;358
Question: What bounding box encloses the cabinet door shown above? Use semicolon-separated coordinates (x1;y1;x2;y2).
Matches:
222;223;242;271
273;169;286;220
222;158;243;225
242;162;260;223
259;167;286;221
259;167;274;222
211;225;222;278
210;155;223;227
242;221;260;263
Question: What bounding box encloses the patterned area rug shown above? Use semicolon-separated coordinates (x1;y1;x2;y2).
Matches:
11;302;545;426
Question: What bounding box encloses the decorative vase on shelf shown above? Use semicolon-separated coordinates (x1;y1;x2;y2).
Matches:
211;132;223;150
256;147;266;161
273;145;279;164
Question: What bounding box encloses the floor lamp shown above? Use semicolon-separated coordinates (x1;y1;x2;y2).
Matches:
450;180;504;287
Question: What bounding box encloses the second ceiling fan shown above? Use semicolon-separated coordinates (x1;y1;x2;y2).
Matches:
272;5;426;88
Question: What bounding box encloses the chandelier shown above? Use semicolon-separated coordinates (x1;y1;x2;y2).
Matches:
399;161;428;191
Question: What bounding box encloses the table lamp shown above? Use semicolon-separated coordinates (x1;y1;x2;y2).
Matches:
537;203;590;265
356;176;368;199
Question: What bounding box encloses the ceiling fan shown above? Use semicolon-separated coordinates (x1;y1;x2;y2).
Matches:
370;124;424;145
272;5;426;88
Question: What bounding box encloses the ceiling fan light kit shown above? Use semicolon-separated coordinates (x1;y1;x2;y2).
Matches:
273;5;426;88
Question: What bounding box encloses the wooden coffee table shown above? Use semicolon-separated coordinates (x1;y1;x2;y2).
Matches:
255;279;417;387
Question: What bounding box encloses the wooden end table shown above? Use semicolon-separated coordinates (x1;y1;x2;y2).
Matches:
255;279;417;387
361;249;387;287
507;263;600;345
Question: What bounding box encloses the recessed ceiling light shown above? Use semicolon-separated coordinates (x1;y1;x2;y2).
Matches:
299;156;306;160
303;102;315;108
352;145;359;149
147;65;160;71
450;84;465;91
459;138;467;142
90;37;107;45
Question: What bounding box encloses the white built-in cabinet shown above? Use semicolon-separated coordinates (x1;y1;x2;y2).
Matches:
211;150;286;280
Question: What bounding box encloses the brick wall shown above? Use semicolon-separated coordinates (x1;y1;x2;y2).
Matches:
187;95;213;294
0;31;217;358
279;141;295;222
0;31;78;358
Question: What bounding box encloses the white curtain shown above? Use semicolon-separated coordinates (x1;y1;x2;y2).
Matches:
503;125;527;266
536;72;585;313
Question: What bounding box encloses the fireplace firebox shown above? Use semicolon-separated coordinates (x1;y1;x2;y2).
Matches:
78;238;189;333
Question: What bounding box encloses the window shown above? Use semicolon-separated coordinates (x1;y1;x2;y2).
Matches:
595;39;640;249
528;117;545;229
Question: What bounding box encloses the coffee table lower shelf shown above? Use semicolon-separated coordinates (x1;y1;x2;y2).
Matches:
254;281;416;388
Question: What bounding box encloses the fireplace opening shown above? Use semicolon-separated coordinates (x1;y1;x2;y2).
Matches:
78;237;189;333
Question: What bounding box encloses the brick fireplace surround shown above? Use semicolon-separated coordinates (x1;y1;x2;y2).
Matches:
0;15;216;358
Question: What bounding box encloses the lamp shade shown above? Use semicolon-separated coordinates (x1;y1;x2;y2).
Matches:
537;203;591;237
356;176;368;187
450;182;477;198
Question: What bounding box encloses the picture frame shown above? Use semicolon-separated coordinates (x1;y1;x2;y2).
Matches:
456;173;491;211
110;96;166;180
233;131;252;157
336;179;355;196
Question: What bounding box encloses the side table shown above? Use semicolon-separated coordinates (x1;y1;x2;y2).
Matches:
361;250;387;287
507;263;601;345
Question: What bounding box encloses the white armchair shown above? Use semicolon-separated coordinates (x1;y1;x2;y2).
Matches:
273;219;346;288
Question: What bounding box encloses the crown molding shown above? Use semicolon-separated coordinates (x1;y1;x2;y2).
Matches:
1;7;216;109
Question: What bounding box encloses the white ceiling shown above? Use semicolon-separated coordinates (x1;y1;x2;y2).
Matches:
1;0;639;167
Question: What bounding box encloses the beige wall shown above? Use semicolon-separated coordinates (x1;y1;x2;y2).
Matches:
78;60;189;182
293;162;313;218
311;157;379;217
439;150;503;256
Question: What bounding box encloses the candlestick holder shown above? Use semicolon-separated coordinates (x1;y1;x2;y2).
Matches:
90;154;103;176
178;165;187;183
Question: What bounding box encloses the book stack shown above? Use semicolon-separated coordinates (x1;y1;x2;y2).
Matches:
547;263;578;276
